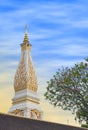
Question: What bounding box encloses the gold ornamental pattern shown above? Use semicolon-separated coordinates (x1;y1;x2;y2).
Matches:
14;44;38;92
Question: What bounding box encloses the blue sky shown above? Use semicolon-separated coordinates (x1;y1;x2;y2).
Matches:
0;0;88;127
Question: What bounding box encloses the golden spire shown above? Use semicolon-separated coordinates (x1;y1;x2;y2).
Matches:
14;26;37;92
23;25;29;43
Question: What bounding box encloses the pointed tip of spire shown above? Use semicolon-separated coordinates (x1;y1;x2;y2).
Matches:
25;24;28;34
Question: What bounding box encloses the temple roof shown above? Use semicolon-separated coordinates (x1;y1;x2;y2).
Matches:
0;113;86;130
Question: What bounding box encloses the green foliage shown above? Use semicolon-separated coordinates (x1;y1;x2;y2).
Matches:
44;58;88;123
81;124;88;128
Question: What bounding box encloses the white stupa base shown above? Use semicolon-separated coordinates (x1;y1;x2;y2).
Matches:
8;89;43;120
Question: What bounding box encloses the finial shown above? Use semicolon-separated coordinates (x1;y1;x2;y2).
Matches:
23;24;29;43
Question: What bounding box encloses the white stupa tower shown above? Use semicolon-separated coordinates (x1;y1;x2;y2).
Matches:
9;27;43;120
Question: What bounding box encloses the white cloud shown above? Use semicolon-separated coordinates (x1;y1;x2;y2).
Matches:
62;44;88;56
71;19;88;28
33;43;88;57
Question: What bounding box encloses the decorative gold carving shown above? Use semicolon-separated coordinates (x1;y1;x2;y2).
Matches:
12;109;24;116
21;43;31;51
31;109;41;119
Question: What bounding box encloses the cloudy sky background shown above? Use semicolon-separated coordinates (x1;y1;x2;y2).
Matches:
0;0;88;127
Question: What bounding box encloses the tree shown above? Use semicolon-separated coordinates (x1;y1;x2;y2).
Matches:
44;58;88;124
